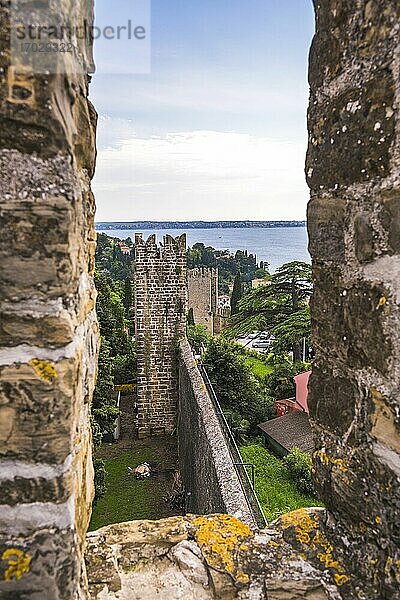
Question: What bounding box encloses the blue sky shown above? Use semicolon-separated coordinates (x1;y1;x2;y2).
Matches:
90;1;315;221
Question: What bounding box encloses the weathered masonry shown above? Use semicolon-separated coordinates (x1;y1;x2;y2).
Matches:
188;267;230;335
134;233;187;438
188;267;218;334
307;1;400;597
0;0;98;597
178;339;256;528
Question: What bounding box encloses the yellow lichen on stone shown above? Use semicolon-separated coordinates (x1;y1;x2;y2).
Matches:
395;560;400;583
377;296;387;308
385;556;393;577
2;548;31;581
280;508;319;540
313;450;348;473
279;509;349;587
29;359;58;383
333;458;348;473
192;514;253;583
334;573;350;586
313;449;330;466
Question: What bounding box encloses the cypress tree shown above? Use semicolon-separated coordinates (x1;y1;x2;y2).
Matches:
187;307;195;326
123;277;133;315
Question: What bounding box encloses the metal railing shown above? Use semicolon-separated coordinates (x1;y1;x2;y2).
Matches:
198;363;267;529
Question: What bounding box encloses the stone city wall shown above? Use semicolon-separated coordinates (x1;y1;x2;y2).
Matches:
178;339;256;529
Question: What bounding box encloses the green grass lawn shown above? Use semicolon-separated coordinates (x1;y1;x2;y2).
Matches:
240;443;323;522
89;446;177;531
243;355;274;378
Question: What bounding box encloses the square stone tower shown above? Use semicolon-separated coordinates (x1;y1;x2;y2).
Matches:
188;267;218;334
134;234;187;438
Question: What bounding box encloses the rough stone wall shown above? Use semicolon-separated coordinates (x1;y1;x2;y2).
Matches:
86;512;345;599
0;1;98;598
134;234;187;438
188;267;218;335
178;340;256;528
307;1;400;597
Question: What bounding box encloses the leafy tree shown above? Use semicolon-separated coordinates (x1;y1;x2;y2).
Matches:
224;409;250;445
272;307;311;359
95;233;134;280
113;347;137;385
187;324;211;354
187;243;217;269
123;277;133;315
203;338;271;428
93;458;107;503
264;360;310;400
229;261;312;361
264;362;297;399
95;271;130;356
91;417;103;449
92;338;119;435
230;272;243;316
91;234;138;502
187;242;268;294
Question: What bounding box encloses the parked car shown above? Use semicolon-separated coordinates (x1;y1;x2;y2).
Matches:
252;339;271;349
248;331;260;339
258;332;271;340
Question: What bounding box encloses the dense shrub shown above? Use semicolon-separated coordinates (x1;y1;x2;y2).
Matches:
92;338;119;434
223;409;250;444
187;324;211;354
264;361;311;400
284;447;315;497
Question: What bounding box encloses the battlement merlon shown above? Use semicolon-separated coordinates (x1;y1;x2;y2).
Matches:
188;266;218;278
134;233;187;261
162;233;187;253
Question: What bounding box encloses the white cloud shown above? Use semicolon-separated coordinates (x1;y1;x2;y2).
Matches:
93;128;309;221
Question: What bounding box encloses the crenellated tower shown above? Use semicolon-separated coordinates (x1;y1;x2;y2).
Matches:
134;233;187;438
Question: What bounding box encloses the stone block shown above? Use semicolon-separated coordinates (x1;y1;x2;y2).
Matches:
307;197;346;262
307;73;395;191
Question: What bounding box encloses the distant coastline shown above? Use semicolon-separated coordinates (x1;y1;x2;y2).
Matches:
95;220;306;231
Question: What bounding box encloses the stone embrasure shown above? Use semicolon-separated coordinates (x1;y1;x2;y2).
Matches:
86;511;344;600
